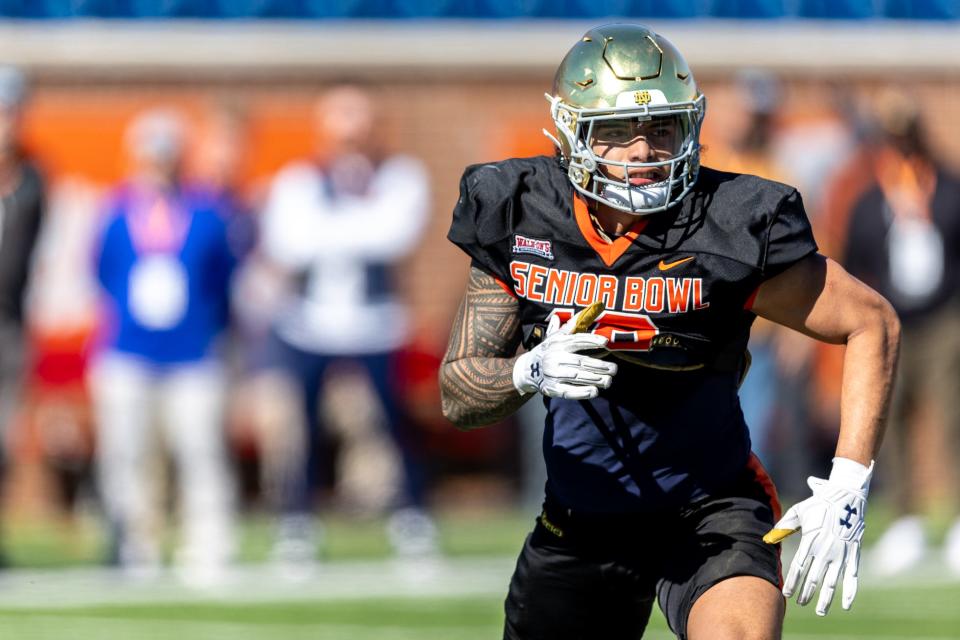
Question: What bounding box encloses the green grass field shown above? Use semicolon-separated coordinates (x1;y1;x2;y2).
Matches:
0;509;957;639
0;583;957;640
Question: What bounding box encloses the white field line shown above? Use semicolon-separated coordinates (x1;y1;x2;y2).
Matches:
0;554;954;610
0;616;484;640
0;557;516;609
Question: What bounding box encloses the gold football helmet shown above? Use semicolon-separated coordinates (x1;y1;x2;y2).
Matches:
546;24;706;215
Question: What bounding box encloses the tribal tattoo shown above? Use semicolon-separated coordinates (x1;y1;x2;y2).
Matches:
440;266;530;429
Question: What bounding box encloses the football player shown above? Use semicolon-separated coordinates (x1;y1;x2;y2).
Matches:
440;24;900;640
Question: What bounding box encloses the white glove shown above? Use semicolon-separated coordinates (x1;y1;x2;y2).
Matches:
765;457;874;616
512;311;617;400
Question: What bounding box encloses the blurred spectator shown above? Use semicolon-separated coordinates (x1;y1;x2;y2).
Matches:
188;100;285;512
711;69;787;181
191;99;258;261
259;82;434;568
0;66;46;562
842;90;960;575
18;177;101;521
89;108;237;585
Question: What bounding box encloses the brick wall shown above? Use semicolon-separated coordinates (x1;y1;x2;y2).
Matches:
21;72;960;353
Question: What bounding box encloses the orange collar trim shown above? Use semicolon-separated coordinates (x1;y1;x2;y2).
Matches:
572;196;647;268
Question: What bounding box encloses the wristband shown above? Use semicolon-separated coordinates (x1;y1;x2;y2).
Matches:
828;456;874;493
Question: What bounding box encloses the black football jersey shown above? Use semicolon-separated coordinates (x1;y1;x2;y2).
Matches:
448;155;817;513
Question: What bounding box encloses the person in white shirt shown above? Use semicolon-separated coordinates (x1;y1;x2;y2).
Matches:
260;83;435;565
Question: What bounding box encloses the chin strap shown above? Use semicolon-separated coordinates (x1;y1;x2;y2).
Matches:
542;128;562;151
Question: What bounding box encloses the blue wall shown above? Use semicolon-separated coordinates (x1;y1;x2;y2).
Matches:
1;0;956;19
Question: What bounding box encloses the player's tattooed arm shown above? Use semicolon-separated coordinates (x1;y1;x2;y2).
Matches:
440;266;530;429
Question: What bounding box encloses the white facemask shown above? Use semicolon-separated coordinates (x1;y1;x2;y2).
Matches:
600;180;670;214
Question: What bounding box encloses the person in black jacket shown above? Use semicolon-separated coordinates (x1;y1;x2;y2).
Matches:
0;66;45;564
843;91;960;576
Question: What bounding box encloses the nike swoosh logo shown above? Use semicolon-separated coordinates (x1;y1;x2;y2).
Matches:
658;256;695;271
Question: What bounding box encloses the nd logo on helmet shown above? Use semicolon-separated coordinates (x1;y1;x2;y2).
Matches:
633;90;652;105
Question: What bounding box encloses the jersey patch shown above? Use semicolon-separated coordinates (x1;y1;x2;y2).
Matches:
512;234;555;260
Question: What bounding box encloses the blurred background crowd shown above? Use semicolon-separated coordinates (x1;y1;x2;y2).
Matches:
0;3;958;591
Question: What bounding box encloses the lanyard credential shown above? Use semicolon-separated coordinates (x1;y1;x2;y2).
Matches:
126;188;190;255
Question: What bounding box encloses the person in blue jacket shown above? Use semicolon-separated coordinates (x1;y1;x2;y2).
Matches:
90;108;237;586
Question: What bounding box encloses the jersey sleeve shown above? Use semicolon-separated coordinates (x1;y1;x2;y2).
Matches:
761;189;818;279
446;164;515;284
